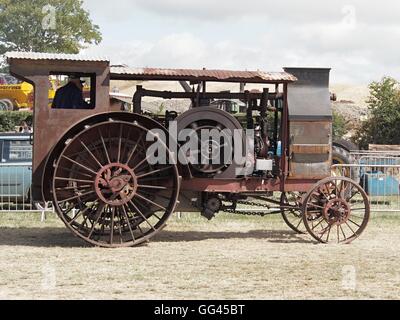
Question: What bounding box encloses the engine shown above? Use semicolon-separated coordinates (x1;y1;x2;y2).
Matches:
174;102;282;180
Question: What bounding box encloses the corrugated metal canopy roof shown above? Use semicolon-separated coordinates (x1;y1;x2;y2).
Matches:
110;66;297;83
5;51;109;62
5;52;297;83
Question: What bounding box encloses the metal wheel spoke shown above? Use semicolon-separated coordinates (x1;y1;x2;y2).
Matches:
110;207;115;245
121;128;132;165
56;185;92;192
350;207;366;211
116;209;124;244
132;196;151;211
326;225;332;242
117;124;123;163
129;200;156;231
135;193;167;211
340;225;347;241
58;190;96;204
336;226;340;243
311;217;324;230
345;221;356;235
348;218;362;228
318;225;331;240
307;203;324;209
92;141;108;165
55;177;94;184
310;191;326;203
79;139;103;168
87;203;106;239
339;180;348;198
68;204;96;224
320;185;331;200
125;133;144;165
81;214;90;229
98;128;111;164
62;205;78;217
348;213;364;220
307;209;323;213
138;185;167;190
332;180;339;197
121;204;136;242
136;166;173;179
56;165;93;179
295;219;303;229
347;187;359;202
132;154;152;172
61;155;97;175
338;180;344;196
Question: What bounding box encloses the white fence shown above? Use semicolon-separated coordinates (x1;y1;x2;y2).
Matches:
1;153;400;215
0;163;53;218
333;151;400;212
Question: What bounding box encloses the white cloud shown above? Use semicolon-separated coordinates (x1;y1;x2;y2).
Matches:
128;0;400;25
148;33;207;66
82;0;400;84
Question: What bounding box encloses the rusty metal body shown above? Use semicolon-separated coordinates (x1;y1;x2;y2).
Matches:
7;53;113;201
5;52;369;247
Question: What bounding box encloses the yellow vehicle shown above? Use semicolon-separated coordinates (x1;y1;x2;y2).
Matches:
0;74;56;110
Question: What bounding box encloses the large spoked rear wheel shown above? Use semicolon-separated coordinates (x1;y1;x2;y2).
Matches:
302;177;370;244
52;120;180;248
280;192;306;234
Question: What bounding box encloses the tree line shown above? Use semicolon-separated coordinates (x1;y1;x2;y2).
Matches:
0;0;102;70
334;77;400;149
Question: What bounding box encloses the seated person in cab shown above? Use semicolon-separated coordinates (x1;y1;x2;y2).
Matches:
52;75;90;109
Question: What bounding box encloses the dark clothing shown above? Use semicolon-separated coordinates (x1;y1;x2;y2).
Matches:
52;82;89;109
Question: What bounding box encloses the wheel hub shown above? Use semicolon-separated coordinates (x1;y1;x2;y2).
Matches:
95;163;138;206
201;140;220;161
323;198;351;226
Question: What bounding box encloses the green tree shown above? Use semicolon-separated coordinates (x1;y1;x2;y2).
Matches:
332;111;348;139
0;111;32;132
0;0;102;58
354;77;400;149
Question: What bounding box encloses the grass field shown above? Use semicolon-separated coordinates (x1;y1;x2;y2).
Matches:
0;211;399;300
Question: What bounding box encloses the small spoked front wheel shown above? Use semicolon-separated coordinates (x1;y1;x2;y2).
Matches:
302;177;370;244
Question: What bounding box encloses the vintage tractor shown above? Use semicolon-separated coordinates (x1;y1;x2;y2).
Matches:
6;52;370;247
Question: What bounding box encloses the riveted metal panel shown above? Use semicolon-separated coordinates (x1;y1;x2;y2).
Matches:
8;58;111;201
284;67;332;121
289;121;332;179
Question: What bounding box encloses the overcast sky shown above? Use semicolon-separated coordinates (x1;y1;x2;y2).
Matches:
82;0;400;84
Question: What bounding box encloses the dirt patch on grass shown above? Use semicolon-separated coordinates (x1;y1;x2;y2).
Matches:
0;212;399;300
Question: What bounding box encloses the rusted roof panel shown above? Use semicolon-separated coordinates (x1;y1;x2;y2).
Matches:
5;51;109;62
5;51;297;83
111;67;297;83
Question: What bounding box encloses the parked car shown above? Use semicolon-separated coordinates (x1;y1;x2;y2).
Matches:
0;133;32;203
